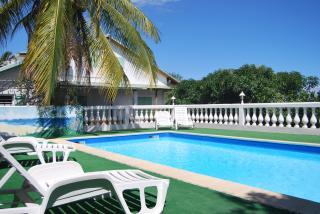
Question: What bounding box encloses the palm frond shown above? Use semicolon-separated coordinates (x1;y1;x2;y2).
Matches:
108;0;160;43
23;0;69;105
100;3;151;71
90;24;126;101
0;0;32;46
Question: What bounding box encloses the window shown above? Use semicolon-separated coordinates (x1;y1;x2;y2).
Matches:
138;97;152;105
0;95;13;105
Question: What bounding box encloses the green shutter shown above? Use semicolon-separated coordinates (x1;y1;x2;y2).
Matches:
138;97;152;105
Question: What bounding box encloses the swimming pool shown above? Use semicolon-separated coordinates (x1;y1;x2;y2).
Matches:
70;132;320;202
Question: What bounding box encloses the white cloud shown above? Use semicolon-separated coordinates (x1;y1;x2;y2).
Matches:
132;0;179;6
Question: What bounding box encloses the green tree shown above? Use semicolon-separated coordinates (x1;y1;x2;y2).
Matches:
0;0;159;105
171;64;318;104
168;79;201;104
276;71;304;101
201;69;238;103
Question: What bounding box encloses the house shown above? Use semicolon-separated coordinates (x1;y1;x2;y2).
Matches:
0;38;178;106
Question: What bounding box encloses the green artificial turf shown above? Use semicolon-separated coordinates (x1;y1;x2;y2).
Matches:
0;152;289;213
179;128;320;144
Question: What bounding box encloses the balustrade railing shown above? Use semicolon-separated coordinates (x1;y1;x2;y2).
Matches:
83;102;320;134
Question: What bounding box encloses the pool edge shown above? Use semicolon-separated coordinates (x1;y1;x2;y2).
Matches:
52;137;320;214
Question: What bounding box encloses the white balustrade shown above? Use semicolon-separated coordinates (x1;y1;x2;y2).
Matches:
83;102;320;132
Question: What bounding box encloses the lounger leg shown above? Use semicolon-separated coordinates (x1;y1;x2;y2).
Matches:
114;188;132;214
36;150;46;164
138;187;148;213
62;151;70;162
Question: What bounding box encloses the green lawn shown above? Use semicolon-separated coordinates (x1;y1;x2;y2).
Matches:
0;152;289;213
179;128;320;144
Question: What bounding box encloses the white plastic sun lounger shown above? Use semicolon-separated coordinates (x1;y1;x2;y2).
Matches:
155;111;174;130
174;107;194;130
1;136;75;164
0;144;169;214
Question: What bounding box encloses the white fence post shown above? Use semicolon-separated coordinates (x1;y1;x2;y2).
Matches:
238;105;246;126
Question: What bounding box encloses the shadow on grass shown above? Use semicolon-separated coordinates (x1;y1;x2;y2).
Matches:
214;190;304;214
45;190;157;214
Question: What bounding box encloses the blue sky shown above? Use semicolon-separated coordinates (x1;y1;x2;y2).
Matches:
1;0;319;79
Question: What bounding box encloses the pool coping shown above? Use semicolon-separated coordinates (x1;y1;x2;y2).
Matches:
52;132;320;214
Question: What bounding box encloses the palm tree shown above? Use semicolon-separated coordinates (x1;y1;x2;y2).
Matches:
0;51;13;64
0;0;160;105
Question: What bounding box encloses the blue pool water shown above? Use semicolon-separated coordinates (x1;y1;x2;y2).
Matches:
70;132;320;202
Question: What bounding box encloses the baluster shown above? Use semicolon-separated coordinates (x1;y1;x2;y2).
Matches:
140;109;145;123
294;108;300;128
245;108;251;126
191;108;195;122
218;108;223;125
135;109;139;123
147;109;151;123
96;106;101;126
302;107;309;128
150;109;155;123
209;108;213;124
229;109;234;125
234;109;239;125
90;106;95;126
258;108;264;126
204;109;209;123
310;108;317;129
130;109;135;124
223;109;229;125
199;108;204;123
286;108;292;128
271;108;277;127
101;107;106;126
84;108;89;127
252;108;257;126
107;107;112;125
278;108;284;127
195;108;200;123
118;109;123;124
112;109;118;124
213;109;218;124
264;109;270;127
